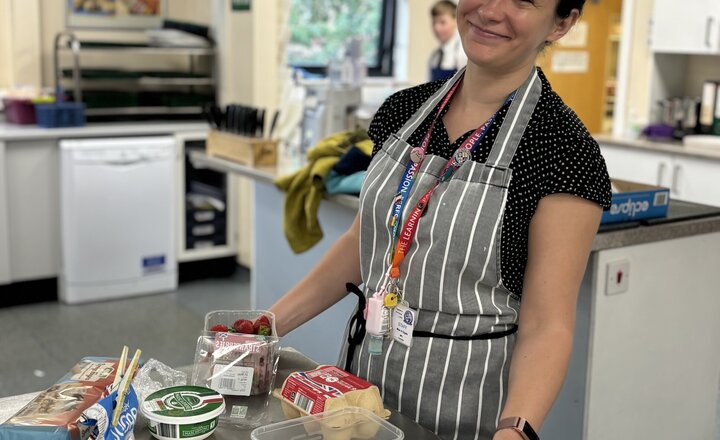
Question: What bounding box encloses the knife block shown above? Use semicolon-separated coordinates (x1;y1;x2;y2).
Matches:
207;129;278;166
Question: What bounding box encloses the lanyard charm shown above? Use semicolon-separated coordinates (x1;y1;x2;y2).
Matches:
384;281;402;308
410;147;425;163
384;292;399;308
454;148;471;165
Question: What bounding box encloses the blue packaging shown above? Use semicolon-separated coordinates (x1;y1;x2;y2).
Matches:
601;179;670;224
78;387;139;440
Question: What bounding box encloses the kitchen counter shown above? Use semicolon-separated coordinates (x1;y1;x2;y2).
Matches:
0;121;209;141
0;348;440;440
594;133;720;160
190;151;720;252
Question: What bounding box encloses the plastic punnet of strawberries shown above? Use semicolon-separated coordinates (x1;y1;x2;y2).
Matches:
209;314;272;336
193;311;279;399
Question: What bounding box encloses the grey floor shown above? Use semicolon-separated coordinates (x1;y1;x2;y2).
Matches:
0;268;250;398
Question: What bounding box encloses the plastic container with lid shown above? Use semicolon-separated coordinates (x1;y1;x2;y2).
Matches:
191;310;280;429
250;407;404;440
141;385;225;440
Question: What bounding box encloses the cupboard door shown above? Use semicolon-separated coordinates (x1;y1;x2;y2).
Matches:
599;143;673;187
671;155;720;206
6;140;60;281
651;0;720;54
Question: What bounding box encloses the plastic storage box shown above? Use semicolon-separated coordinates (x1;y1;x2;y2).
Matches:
3;98;36;124
250;407;404;440
35;102;86;128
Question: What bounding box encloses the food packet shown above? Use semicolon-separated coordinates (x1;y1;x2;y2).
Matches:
273;366;391;439
274;365;391;418
0;357;121;440
78;386;139;440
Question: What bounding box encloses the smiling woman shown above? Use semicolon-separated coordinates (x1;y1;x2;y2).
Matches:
269;1;612;439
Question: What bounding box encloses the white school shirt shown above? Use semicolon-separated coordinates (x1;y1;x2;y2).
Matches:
428;32;467;71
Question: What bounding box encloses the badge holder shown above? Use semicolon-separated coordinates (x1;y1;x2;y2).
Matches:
365;296;390;356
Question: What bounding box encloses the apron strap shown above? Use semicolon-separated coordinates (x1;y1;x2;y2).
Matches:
485;68;542;169
395;67;466;143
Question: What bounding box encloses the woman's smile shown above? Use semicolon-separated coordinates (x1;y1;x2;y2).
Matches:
467;20;511;41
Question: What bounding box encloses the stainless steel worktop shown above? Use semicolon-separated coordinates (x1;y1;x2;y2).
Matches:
0;121;209;141
0;348;440;440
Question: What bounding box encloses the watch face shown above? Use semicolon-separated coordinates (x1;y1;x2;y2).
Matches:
521;420;539;440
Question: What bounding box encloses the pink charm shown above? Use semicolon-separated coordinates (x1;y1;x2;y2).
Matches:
410;147;424;163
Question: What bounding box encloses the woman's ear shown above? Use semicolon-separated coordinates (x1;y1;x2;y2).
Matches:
546;9;581;44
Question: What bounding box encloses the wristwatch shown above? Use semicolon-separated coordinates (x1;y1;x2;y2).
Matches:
496;417;539;440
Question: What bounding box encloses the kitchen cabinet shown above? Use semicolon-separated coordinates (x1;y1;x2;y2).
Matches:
651;0;720;54
5;140;61;282
0;142;11;285
671;155;720;206
599;142;720;207
599;143;672;187
580;232;720;440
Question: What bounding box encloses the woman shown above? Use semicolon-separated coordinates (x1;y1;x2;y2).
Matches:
270;1;611;439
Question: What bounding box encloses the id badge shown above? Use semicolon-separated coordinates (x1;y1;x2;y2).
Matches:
392;304;416;347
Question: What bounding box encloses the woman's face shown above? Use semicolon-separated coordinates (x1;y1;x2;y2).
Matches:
456;0;578;73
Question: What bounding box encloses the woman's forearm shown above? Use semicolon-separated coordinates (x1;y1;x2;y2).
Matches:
269;215;362;336
498;322;574;432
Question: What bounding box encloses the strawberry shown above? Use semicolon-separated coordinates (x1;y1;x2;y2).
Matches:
253;315;272;335
209;324;229;332
233;319;254;334
256;324;272;336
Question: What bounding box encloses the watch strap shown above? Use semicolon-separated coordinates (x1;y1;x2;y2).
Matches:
496;417;539;440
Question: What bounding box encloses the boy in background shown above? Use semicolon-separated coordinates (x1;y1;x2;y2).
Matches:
428;0;467;81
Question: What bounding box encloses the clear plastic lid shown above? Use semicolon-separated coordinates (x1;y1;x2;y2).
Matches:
250;407;404;440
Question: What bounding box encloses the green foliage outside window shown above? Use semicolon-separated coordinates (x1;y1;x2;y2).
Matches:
287;0;382;68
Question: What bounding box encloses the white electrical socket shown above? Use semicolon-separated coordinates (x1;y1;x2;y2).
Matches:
606;259;630;295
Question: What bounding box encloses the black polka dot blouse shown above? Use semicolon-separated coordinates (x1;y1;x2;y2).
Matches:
367;68;612;298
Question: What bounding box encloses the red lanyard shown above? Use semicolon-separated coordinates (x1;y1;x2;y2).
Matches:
388;83;512;281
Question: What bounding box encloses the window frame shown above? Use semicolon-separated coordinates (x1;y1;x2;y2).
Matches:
287;0;397;78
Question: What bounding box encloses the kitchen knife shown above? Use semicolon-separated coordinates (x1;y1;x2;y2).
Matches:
225;104;233;132
257;108;266;138
238;106;249;136
269;110;280;138
248;108;258;137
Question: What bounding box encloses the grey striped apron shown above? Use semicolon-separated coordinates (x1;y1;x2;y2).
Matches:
338;67;542;440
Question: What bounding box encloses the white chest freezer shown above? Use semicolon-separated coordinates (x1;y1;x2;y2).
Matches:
59;136;177;304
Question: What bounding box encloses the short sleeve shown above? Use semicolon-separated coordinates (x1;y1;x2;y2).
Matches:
540;135;612;210
368;95;396;157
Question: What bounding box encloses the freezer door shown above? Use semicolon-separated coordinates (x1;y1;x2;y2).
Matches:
60;136;176;285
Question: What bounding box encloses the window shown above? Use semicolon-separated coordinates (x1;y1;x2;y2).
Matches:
286;0;396;77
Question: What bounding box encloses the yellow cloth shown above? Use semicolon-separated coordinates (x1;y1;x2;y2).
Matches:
275;129;369;253
355;139;373;156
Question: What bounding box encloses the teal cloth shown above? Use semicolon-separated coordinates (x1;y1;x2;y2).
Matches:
325;170;366;195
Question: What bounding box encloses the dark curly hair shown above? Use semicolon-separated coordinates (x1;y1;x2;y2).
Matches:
556;0;586;18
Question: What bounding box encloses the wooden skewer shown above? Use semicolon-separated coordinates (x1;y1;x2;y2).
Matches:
112;348;141;427
111;345;129;391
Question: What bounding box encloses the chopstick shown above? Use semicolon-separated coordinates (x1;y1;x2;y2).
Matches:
112;348;142;427
111;345;129;391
